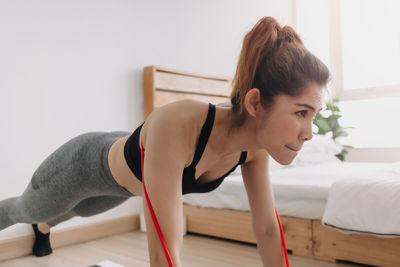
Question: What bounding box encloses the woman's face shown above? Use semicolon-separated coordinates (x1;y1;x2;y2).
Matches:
257;83;324;165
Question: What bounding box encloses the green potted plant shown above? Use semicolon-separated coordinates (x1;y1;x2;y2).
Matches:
313;98;354;161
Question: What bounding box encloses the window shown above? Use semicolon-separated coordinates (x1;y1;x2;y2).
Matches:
295;0;400;100
295;0;400;148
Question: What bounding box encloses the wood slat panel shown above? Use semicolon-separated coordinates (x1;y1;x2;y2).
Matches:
143;65;156;118
183;205;254;243
154;91;228;109
143;65;232;118
313;220;400;267
154;71;231;96
183;205;313;257
281;216;313;258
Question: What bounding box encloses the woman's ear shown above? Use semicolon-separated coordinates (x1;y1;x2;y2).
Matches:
244;88;262;118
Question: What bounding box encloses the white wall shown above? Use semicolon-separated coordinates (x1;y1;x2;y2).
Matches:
0;0;293;240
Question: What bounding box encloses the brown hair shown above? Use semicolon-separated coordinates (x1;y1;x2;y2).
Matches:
230;17;330;129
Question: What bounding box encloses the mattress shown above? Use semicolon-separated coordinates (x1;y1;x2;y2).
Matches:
322;161;400;237
183;161;399;220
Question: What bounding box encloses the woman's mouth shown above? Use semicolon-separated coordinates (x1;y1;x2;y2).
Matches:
286;146;299;152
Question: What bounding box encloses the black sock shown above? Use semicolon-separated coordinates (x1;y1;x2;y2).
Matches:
32;224;53;257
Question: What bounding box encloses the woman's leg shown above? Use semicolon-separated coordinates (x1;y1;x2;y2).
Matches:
45;195;130;227
0;181;80;231
38;223;51;234
0;197;22;230
0;131;131;230
0;179;84;257
72;195;130;218
29;195;130;257
0;131;132;255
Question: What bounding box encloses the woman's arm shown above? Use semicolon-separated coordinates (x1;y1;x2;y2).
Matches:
141;113;191;267
241;149;286;267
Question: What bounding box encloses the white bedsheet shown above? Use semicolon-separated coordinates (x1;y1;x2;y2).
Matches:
183;161;400;235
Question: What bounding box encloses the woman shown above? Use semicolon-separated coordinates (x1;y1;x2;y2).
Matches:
0;16;329;267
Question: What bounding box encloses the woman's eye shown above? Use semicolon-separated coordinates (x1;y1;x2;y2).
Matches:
296;111;307;117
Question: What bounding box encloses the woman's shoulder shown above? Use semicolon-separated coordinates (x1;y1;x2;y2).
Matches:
142;100;210;147
148;99;208;123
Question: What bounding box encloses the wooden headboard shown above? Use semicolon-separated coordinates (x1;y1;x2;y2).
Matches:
143;65;232;118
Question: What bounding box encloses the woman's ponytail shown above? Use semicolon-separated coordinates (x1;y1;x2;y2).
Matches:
231;17;280;114
229;17;329;130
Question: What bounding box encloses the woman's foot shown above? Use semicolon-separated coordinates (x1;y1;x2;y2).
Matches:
32;224;53;257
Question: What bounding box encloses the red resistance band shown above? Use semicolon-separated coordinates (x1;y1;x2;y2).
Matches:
140;140;289;267
275;208;290;267
141;140;174;267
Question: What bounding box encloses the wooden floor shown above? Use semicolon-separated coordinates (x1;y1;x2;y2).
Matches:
0;231;371;267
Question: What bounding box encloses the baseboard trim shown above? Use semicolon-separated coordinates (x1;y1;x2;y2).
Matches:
0;214;140;262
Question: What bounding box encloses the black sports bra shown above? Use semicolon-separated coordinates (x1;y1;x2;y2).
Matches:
123;103;247;195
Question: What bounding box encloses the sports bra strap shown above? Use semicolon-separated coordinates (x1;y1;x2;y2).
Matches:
189;103;216;168
238;151;247;165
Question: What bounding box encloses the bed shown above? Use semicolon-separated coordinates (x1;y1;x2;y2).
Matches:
142;65;400;267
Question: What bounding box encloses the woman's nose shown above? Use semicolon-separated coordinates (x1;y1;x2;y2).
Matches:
301;123;313;141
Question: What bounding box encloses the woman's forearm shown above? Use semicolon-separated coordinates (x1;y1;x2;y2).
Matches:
255;229;286;267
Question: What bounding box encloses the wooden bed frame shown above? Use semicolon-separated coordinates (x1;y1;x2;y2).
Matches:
142;65;400;267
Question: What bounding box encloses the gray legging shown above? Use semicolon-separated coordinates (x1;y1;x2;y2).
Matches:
0;131;134;230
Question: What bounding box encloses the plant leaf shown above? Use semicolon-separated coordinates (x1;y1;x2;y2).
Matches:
333;129;348;139
314;118;331;134
336;153;345;161
328;114;342;120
